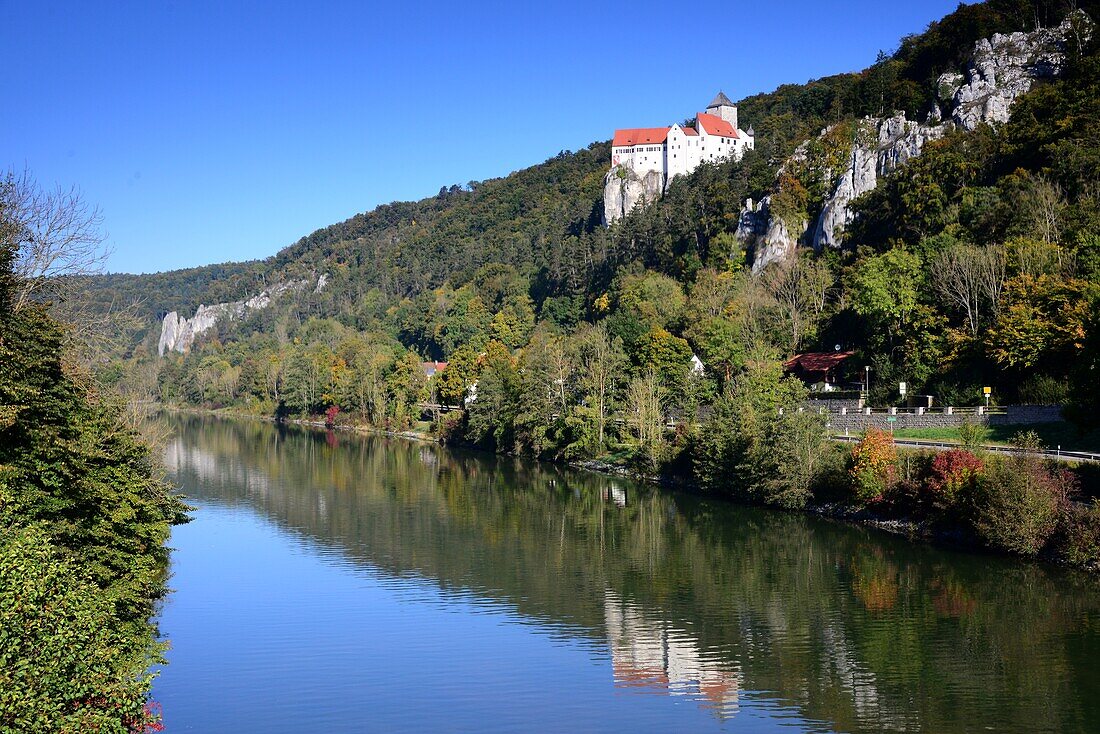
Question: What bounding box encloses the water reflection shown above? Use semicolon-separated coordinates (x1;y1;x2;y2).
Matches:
605;591;741;719
164;415;1100;733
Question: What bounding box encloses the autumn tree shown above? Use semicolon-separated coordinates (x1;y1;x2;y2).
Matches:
985;274;1096;371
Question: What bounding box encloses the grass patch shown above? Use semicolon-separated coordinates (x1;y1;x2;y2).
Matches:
890;422;1100;452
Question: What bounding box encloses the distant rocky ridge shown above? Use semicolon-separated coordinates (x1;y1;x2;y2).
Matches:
157;275;325;355
742;11;1092;272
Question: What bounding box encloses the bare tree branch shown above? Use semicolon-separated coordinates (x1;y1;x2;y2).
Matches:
1;168;110;312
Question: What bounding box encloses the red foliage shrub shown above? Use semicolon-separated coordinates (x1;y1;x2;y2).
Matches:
1055;500;1100;569
927;449;984;509
324;404;340;427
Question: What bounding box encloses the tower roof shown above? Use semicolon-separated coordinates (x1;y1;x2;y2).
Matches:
707;91;735;109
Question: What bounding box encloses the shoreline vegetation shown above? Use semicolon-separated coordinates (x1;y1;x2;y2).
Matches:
171;404;1100;574
1;217;187;730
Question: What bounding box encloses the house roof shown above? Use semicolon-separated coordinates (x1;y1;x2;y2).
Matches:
708;91;735;108
421;360;448;376
783;351;855;373
613;127;671;146
696;112;739;138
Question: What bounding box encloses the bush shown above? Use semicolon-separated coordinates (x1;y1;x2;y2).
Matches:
972;444;1073;556
0;527;164;733
1054;501;1100;569
433;411;466;444
926;448;984;512
879;450;933;518
848;428;898;504
957;419;988;451
747;410;832;509
1017;374;1070;405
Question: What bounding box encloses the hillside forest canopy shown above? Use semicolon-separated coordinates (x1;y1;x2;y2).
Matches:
74;0;1100;556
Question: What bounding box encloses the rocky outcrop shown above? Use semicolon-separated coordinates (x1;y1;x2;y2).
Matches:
735;197;770;244
811;127;879;253
157;275;326;355
939;11;1090;131
745;197;805;272
812;115;949;251
603;167;664;224
743;11;1091;269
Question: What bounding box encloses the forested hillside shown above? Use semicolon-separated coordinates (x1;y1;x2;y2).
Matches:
87;0;1100;566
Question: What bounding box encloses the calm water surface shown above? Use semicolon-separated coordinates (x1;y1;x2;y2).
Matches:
153;415;1100;733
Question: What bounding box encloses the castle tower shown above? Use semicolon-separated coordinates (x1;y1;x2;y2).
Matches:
705;91;738;130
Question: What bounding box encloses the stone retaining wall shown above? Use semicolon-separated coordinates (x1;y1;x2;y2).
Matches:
799;404;1065;433
989;405;1064;425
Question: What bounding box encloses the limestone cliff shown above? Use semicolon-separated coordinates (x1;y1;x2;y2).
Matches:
940;16;1083;132
603;166;664;224
742;11;1091;272
157;275;325;355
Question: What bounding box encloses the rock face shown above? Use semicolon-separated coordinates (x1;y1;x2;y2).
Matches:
811;127;880;253
743;197;806;272
811;115;950;252
939;12;1089;131
157;275;325;355
742;11;1091;270
603;167;664;224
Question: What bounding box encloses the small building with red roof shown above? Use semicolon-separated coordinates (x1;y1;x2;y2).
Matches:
783;351;856;391
608;93;755;221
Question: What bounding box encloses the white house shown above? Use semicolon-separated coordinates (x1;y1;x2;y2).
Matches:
610;92;755;189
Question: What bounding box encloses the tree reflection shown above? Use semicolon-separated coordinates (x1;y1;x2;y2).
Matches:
165;415;1100;732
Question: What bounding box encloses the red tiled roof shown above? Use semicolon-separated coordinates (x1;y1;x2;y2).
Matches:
613;127;671;146
683;127;699;136
696;112;739;138
421;360;448;375
783;351;855;372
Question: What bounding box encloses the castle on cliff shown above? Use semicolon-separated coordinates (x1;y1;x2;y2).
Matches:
606;93;755;222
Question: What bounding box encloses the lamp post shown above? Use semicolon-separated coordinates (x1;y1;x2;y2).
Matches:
864;365;870;396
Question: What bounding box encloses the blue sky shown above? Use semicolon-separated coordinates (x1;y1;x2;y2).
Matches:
3;0;971;274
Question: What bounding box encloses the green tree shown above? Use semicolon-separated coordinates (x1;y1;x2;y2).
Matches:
850;249;924;352
466;341;520;450
438;344;480;406
694;360;821;508
514;326;573;457
0;527;163;733
572;323;626;454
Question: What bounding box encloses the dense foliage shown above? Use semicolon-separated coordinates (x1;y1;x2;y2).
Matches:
1;178;186;731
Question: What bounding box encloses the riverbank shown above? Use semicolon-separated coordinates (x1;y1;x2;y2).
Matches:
161;406;1100;574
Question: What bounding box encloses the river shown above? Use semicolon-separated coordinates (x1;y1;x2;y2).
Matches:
152;414;1100;732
